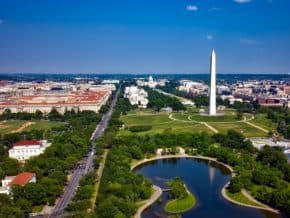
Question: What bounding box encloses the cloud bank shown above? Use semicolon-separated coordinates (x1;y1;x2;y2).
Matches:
186;5;198;11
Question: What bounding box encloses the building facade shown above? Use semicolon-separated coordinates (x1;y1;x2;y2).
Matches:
9;140;51;162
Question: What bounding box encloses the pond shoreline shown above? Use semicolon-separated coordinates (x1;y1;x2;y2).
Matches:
132;154;279;217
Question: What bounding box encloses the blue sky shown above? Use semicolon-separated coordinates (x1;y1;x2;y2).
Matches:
0;0;289;74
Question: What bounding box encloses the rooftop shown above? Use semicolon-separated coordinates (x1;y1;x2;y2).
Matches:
8;172;35;187
13;140;41;147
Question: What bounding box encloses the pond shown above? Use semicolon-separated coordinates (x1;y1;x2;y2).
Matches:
134;158;282;218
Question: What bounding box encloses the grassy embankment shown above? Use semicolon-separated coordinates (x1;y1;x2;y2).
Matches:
225;190;265;208
164;190;196;213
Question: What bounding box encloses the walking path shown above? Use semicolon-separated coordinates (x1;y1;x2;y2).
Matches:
241;189;275;210
244;121;269;133
221;184;278;214
11;121;35;133
134;185;162;218
201;122;219;133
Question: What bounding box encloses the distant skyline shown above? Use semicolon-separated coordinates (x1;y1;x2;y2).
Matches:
0;0;290;74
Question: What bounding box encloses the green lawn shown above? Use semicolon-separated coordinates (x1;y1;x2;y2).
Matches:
121;113;171;126
120;110;273;137
164;192;196;213
171;112;244;123
120;111;211;135
225;190;264;208
211;122;267;138
25;121;65;131
0;120;26;134
249;114;276;132
0;120;65;135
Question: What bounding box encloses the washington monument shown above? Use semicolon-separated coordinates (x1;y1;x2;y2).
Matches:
209;50;216;116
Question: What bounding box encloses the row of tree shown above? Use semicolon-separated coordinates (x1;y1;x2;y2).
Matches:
0;110;102;217
145;88;186;111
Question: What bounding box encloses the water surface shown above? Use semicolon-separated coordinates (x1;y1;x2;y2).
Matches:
134;158;281;218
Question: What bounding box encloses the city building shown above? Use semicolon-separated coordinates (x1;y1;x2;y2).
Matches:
178;80;207;94
0;172;36;195
101;79;120;84
0;89;111;114
136;76;166;88
0;81;113;114
257;97;286;107
9;140;51;162
124;86;149;108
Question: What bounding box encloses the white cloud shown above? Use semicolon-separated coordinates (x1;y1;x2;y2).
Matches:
186;5;198;11
0;19;3;25
240;38;256;44
206;35;214;40
233;0;252;3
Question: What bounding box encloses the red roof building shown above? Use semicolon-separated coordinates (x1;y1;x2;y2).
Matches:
8;172;36;187
13;140;41;147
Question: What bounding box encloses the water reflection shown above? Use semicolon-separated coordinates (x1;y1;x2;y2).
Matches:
134;158;282;218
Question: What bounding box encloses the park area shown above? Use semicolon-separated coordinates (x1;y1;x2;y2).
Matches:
119;109;276;138
0;120;65;135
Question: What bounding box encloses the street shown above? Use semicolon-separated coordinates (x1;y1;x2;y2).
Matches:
48;88;120;218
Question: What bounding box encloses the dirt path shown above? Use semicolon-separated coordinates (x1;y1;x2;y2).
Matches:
168;113;194;123
201;122;219;133
244;121;269;133
241;189;275;210
10;121;35;133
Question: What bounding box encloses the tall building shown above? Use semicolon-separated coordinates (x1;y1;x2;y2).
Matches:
209;50;217;116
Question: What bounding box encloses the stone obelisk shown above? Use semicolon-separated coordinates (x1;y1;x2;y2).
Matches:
209;50;216;116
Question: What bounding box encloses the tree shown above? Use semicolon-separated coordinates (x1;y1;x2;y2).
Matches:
257;146;287;170
2;158;20;176
34;110;43;120
228;177;243;193
48;108;63;121
236;112;243;120
166;177;188;200
193;95;209;108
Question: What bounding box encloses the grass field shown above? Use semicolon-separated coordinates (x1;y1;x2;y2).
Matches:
25;121;65;131
120;110;274;138
164;192;196;213
210;122;267;138
249;114;277;132
120;112;210;135
0;120;26;134
225;190;264;208
0;120;65;135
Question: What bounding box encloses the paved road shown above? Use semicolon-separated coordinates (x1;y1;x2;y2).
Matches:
154;88;195;106
48;88;120;218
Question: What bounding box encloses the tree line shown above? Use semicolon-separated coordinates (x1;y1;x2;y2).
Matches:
0;109;102;217
145;88;186;111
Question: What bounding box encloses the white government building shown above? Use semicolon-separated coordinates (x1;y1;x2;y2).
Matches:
124;86;149;108
9;140;51;162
